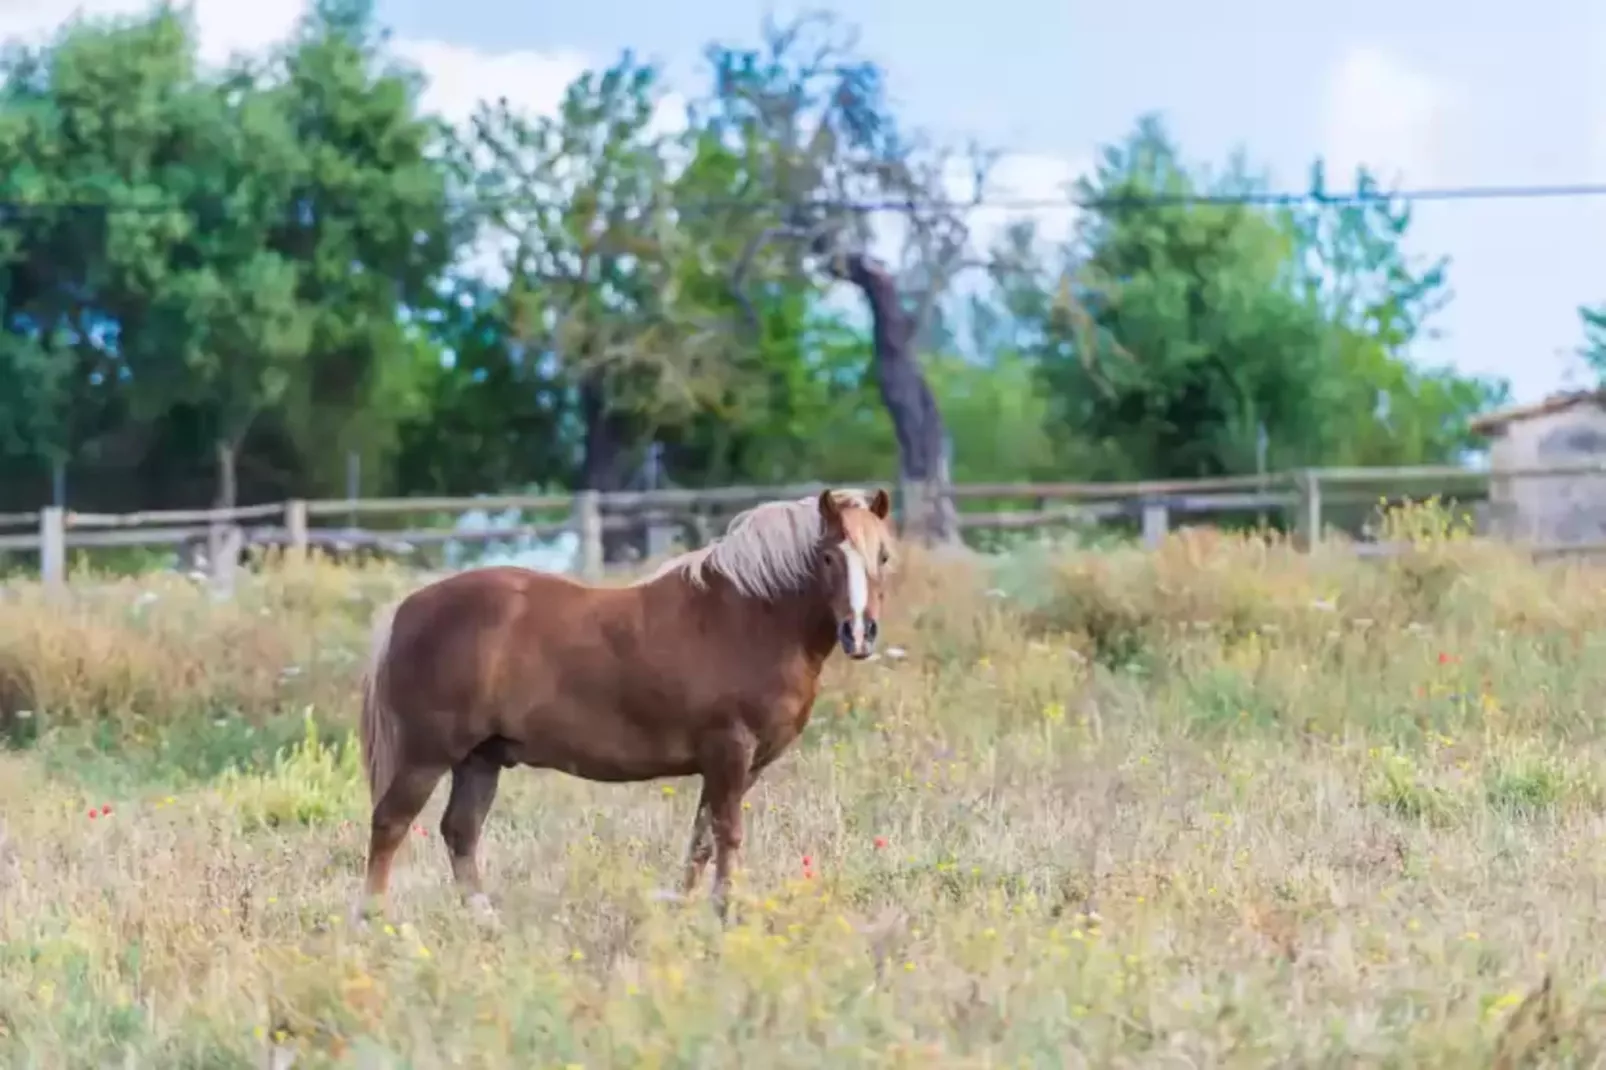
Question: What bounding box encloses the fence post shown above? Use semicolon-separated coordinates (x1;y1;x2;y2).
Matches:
897;476;925;539
210;522;241;596
1140;499;1170;549
574;491;603;581
39;506;65;588
284;500;308;561
1295;469;1323;551
645;508;677;561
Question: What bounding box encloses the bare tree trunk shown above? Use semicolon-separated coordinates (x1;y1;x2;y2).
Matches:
214;439;238;509
209;437;242;587
842;253;956;543
579;377;642;563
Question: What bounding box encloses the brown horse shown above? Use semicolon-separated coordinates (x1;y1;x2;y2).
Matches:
352;486;897;923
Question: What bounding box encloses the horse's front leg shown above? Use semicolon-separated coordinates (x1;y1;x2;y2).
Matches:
703;730;757;923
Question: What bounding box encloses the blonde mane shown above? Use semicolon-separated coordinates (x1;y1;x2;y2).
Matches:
639;489;881;601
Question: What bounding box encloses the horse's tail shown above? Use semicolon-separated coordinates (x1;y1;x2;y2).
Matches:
359;600;402;804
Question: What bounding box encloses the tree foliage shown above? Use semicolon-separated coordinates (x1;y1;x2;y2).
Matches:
1578;304;1606;383
0;4;1510;533
690;12;996;537
1284;161;1508;465
989;116;1505;481
450;51;731;493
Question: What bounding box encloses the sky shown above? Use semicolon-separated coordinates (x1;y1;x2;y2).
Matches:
3;0;1604;405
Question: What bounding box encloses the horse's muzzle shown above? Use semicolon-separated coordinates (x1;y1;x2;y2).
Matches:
839;617;878;659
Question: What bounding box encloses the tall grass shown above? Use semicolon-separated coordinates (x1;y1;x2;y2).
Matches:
3;502;1606;1065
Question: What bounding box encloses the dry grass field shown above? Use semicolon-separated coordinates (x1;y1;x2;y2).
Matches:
5;501;1606;1067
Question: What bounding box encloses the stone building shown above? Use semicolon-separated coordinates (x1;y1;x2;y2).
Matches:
1468;389;1606;545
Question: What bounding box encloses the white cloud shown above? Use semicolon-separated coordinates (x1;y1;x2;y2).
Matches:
0;0;303;65
971;151;1088;251
861;150;1089;272
1321;46;1455;188
392;39;590;126
392;39;690;143
0;1;594;127
186;0;304;66
0;0;144;40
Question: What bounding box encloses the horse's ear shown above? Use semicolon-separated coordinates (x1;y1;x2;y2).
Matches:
817;488;842;527
869;488;891;519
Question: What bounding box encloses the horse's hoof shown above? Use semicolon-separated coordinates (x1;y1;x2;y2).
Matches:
466;893;500;926
347;898;376;932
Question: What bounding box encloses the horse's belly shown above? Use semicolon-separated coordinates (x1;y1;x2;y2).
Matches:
546;753;699;783
503;709;700;782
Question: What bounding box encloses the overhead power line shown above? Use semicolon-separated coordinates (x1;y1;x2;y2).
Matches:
803;181;1606;213
2;180;1604;218
976;181;1606;211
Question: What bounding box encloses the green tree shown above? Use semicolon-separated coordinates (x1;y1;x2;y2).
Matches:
109;57;311;510
997;116;1506;481
1009;115;1331;479
265;0;458;498
1578;304;1606;381
393;277;574;494
1284;160;1508;464
694;12;994;540
648;121;872;486
10;4;320;511
0;7;185;492
0;93;72;474
451;51;730;501
0;0;458;509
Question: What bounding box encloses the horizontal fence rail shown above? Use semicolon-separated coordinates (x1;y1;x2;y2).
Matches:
0;460;1589;589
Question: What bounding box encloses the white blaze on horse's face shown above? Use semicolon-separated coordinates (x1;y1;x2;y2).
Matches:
816;486;893;660
831;536;878;659
841;540;870;646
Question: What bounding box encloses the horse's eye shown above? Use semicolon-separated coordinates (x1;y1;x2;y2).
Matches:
879;549;890;567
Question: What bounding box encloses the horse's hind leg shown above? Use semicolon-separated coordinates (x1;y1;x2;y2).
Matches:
678;784;714;896
354;762;447;925
440;750;502;918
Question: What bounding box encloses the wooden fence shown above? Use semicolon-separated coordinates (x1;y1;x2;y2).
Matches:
3;461;1604;589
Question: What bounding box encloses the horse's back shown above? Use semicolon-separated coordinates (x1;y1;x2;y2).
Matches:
380;567;590;723
376;564;709;776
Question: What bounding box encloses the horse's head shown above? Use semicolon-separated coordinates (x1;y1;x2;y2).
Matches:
815;487;896;660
